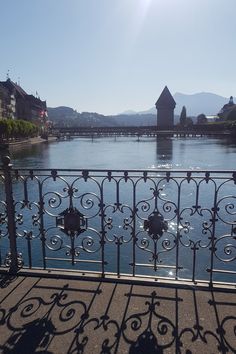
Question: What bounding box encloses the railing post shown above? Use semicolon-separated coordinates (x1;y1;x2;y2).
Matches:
2;155;18;273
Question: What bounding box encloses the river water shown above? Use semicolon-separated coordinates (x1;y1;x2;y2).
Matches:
6;136;236;170
1;136;236;282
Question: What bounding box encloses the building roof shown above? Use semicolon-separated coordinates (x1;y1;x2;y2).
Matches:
155;86;176;109
222;96;234;110
0;79;28;98
26;94;47;109
218;96;236;119
0;78;46;108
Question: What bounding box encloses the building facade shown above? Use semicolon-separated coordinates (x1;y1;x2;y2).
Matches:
0;78;47;122
0;83;12;119
155;86;176;127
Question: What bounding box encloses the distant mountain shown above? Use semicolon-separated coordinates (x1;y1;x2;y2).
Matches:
47;107;119;127
121;110;138;115
121;92;229;117
173;92;228;116
48;92;230;127
47;106;78;120
120;108;155;115
112;113;156;126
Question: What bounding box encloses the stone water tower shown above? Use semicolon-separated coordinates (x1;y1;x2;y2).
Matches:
155;86;176;127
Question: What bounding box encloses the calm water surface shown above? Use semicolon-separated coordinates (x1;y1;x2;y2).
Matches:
6;136;236;170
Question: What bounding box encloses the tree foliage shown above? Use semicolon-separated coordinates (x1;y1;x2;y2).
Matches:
227;109;236;121
186;117;193;126
0;119;38;140
197;114;207;124
179;106;187;126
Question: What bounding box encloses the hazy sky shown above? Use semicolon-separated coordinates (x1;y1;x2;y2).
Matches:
1;0;235;115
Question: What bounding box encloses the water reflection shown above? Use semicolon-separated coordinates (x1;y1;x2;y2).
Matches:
0;136;235;170
214;137;236;149
1;143;51;169
156;137;173;161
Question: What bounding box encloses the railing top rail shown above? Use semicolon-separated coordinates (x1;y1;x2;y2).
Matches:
0;167;235;174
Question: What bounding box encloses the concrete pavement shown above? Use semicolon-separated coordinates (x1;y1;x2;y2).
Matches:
0;274;236;353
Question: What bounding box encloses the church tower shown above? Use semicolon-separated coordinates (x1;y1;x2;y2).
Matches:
155;86;176;127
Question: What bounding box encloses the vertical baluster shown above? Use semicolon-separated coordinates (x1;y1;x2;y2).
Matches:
100;175;106;277
192;183;200;283
176;183;181;280
209;190;218;284
26;232;33;268
116;238;121;277
38;182;46;269
192;244;197;282
2;156;18;273
132;179;137;277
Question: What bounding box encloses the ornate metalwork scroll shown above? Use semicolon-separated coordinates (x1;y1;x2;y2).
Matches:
0;159;235;284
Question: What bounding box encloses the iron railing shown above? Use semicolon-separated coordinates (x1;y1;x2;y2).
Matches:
0;156;235;284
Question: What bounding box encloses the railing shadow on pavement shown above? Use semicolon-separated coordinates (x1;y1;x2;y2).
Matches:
0;274;236;353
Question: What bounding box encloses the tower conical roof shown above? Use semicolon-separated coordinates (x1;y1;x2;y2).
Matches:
155;86;176;109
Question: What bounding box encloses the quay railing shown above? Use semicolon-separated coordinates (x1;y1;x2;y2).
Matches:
0;156;235;285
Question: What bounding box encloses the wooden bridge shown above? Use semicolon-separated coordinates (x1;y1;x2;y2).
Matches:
52;125;234;139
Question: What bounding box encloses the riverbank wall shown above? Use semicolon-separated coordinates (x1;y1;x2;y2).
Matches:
1;136;58;150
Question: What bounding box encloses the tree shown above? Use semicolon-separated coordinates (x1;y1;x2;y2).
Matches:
0;119;38;141
179;106;187;126
186;117;194;126
227;109;236;121
197;113;207;124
